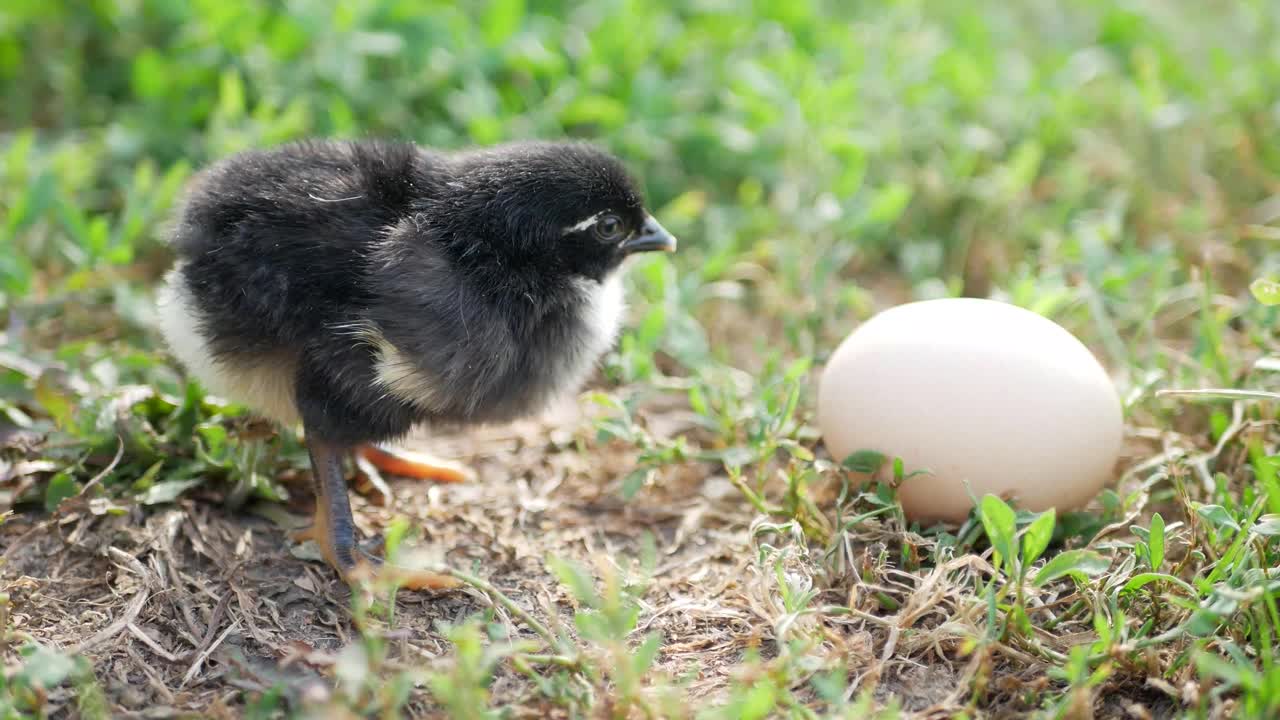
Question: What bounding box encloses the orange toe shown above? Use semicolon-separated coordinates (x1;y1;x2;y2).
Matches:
375;566;462;590
290;509;347;575
357;443;473;484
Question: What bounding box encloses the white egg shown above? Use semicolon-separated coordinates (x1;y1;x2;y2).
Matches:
817;298;1123;523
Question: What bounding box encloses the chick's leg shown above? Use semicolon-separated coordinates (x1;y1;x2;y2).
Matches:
291;351;459;590
355;443;474;484
291;439;364;576
292;437;458;591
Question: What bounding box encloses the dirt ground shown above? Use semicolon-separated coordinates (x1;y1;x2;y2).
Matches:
3;375;1053;718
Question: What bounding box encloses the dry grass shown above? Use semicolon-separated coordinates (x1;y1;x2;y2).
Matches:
4;390;812;716
0;348;1263;718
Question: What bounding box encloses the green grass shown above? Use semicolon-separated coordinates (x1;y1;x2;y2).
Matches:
5;0;1280;717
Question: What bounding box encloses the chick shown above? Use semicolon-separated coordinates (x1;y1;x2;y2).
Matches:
155;138;676;587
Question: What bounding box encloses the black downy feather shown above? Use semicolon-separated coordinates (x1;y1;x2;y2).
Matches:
166;138;654;446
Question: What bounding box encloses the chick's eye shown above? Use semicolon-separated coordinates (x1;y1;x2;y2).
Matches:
593;214;626;242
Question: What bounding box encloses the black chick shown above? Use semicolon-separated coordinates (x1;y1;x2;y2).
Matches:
155;138;676;587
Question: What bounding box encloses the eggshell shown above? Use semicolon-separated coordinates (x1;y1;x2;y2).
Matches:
817;298;1123;523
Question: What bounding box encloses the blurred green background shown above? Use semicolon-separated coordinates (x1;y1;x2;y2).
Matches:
6;0;1279;381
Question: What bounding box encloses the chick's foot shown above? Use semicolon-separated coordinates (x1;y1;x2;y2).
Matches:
295;438;460;591
356;443;474;484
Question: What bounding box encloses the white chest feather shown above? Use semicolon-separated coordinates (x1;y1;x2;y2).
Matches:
574;273;625;356
155;268;302;425
367;272;626;414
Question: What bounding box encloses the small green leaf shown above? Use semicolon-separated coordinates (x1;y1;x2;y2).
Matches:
34;371;75;430
1251;513;1280;536
1003;139;1044;196
778;439;813;462
892;456;905;482
1032;550;1110;586
864;182;913;225
1119;572;1196;596
1133;540;1150;567
1196;651;1247;683
1021;508;1056;567
177;380;208;430
138;477;203;505
720;446;757;469
130;48;168;99
1251;278;1280;306
1195;504;1241;532
196;423;228;458
635;304;666;347
662;190;710;223
6;172;55;241
560;95;627;129
19;643;77;689
979;494;1018;575
1010;601;1033;636
632;632;662;675
620;468;653;501
573;610;612;643
1186;608;1227;637
841;449;885;474
195;428;234;469
482;0;525;45
739;679;779;720
548;556;600;608
44;471;78;512
350;30;404;56
216;69;246;119
130;459;165;492
383;515;411;558
1149;512;1165;569
810;669;848;704
688;384;709;416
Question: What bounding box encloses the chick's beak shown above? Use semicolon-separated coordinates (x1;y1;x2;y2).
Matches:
621;215;678;255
